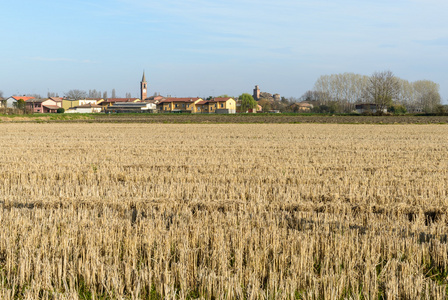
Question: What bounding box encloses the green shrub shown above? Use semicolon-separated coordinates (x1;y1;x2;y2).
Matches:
388;104;407;115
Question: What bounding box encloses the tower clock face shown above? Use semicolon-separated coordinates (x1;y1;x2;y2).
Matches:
143;89;146;93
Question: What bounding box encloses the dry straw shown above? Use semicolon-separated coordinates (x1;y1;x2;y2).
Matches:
0;123;447;299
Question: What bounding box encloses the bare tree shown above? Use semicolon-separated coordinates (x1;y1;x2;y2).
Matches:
299;90;331;105
47;91;60;98
65;89;87;100
311;71;441;113
413;80;441;113
88;89;102;98
313;73;369;112
111;89;116;98
125;92;132;98
26;93;42;99
364;70;400;112
103;91;108;99
0;90;4;98
395;79;415;110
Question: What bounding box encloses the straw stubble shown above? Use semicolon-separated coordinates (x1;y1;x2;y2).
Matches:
0;123;447;299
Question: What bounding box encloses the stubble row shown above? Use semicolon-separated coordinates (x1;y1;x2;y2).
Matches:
0;123;447;299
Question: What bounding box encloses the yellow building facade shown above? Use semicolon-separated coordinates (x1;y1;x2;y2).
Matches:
62;99;103;110
158;97;236;113
159;98;203;113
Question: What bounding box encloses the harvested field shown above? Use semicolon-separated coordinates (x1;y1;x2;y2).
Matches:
0;123;447;299
91;114;448;124
1;113;448;124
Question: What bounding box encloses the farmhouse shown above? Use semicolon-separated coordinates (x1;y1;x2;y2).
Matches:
290;102;313;112
5;96;35;108
206;97;236;114
26;98;59;113
158;98;203;113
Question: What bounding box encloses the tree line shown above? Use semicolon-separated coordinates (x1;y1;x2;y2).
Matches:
237;70;444;114
64;89;134;100
0;89;134;100
308;71;442;113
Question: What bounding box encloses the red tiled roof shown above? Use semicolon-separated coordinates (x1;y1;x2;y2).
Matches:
191;97;234;105
12;96;35;101
209;97;233;102
104;98;139;102
43;105;60;110
160;97;201;103
145;95;165;101
27;99;56;103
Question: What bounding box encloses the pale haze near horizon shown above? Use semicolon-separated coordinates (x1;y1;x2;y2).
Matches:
1;0;447;102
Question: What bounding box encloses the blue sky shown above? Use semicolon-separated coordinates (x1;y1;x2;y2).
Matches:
1;0;447;101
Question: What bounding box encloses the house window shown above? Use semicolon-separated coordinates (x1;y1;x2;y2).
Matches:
175;104;178;108
221;103;224;108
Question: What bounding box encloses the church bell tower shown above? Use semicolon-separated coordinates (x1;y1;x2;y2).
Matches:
141;71;147;100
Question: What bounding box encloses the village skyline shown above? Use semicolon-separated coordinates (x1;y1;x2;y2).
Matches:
1;1;447;102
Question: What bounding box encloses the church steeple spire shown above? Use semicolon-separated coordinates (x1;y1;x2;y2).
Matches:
140;71;147;100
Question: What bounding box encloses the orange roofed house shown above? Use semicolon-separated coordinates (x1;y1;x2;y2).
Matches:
5;96;35;108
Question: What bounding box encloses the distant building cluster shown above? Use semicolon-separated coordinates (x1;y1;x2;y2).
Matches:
253;85;281;102
0;73;323;115
0;72;237;114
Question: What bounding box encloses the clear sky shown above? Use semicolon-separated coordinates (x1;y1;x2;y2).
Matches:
1;0;447;101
